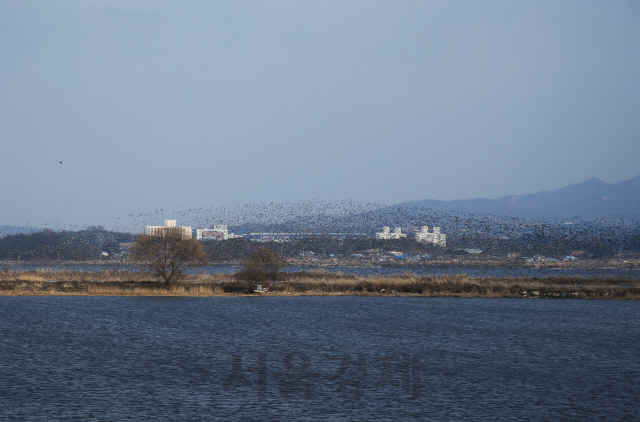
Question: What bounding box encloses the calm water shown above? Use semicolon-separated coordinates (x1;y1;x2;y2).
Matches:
1;297;639;421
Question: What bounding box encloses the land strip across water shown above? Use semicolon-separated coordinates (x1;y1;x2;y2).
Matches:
1;269;638;299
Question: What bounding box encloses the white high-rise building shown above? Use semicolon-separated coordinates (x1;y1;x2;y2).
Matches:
196;225;242;241
415;226;446;247
376;226;407;240
145;220;192;239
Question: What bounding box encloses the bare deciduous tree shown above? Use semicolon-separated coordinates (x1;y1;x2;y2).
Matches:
235;247;285;288
130;229;209;284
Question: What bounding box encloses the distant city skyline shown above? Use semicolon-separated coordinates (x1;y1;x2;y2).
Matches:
2;1;639;228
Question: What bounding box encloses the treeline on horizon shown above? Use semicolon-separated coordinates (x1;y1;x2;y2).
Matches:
1;224;639;261
201;233;637;260
0;227;134;261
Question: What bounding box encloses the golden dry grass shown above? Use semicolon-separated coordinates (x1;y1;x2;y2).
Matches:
1;268;639;299
84;282;224;296
0;268;233;283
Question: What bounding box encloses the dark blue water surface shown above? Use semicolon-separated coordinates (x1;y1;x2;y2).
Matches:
1;297;639;421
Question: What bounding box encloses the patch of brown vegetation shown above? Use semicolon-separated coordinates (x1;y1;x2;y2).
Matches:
1;269;638;299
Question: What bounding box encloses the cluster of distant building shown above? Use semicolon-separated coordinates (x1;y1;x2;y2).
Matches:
196;225;243;241
145;220;447;247
375;226;446;247
144;220;193;238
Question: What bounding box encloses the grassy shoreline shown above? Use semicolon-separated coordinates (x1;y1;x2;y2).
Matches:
1;269;638;299
1;257;639;269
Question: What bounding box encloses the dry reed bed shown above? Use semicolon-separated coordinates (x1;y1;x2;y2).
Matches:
1;269;639;298
254;276;640;299
0;268;234;283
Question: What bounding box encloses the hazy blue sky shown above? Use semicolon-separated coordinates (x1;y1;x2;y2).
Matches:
2;0;640;229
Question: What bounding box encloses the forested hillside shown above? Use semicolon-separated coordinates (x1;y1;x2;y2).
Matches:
0;227;134;260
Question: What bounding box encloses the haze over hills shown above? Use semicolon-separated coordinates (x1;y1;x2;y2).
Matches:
2;176;639;238
399;175;640;219
0;226;44;237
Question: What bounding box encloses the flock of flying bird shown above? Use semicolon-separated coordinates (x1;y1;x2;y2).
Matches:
1;200;639;265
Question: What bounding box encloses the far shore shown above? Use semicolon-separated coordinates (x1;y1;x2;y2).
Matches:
1;269;638;299
1;257;638;270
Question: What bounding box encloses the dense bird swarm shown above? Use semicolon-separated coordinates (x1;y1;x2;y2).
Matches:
0;201;639;269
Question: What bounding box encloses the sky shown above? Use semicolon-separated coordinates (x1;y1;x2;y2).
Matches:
2;0;640;230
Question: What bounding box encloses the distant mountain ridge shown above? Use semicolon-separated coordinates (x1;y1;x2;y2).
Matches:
398;175;640;218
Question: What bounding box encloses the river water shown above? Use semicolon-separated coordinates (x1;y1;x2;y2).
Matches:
1;297;638;421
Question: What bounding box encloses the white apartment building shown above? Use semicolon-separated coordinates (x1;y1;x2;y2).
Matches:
415;226;446;247
145;220;192;239
376;226;407;240
196;225;242;241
